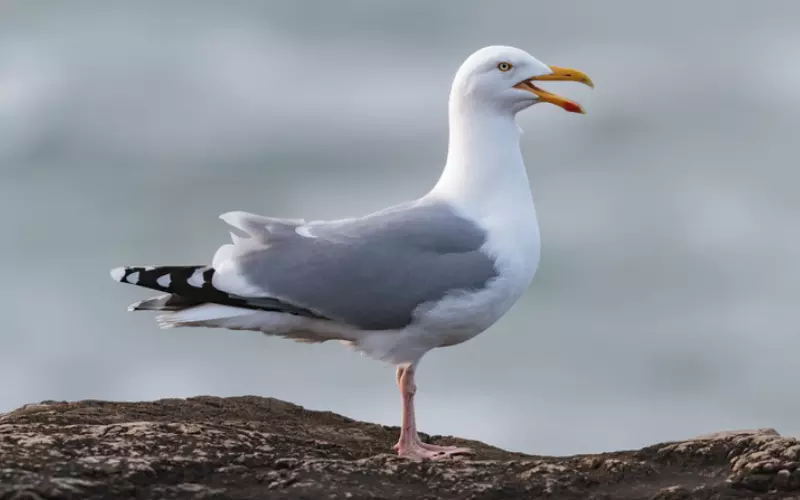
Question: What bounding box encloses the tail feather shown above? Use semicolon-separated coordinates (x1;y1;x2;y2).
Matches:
109;265;328;320
110;265;214;296
127;293;205;312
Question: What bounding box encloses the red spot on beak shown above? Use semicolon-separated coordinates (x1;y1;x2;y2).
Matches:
562;101;583;114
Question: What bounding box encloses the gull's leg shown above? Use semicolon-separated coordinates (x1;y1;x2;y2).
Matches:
392;364;472;460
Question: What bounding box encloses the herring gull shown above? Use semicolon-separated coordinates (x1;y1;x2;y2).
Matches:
110;45;593;460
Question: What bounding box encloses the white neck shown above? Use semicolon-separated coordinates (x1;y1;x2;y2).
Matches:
429;99;534;218
429;95;542;296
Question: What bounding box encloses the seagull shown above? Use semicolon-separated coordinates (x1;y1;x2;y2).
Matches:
110;45;593;460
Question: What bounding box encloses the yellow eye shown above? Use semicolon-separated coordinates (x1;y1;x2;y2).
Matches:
497;62;513;72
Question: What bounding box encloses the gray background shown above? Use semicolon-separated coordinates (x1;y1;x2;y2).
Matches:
2;0;799;456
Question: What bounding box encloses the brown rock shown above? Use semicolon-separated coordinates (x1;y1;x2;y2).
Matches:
1;395;798;499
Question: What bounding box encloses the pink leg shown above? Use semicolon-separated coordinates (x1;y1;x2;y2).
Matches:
392;364;472;460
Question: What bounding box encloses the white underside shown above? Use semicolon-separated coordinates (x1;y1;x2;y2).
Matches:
157;264;536;367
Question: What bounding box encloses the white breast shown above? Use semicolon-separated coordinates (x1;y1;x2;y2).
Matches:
412;198;541;349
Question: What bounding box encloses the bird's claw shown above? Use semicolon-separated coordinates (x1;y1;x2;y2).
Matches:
394;438;473;460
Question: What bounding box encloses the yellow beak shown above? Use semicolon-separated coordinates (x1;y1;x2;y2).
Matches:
513;66;594;114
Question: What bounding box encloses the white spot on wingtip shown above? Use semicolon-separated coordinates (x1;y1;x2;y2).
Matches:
110;267;126;282
157;274;171;288
187;268;206;287
295;225;317;238
127;271;140;284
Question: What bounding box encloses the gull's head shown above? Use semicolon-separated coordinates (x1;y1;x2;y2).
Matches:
450;45;593;115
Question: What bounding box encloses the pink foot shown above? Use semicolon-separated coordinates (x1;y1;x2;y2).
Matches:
417;441;472;455
394;438;472;460
392;364;473;460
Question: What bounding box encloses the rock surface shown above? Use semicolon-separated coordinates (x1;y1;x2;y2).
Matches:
1;396;799;499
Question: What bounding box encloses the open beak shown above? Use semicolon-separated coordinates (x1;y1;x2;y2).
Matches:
513;66;594;114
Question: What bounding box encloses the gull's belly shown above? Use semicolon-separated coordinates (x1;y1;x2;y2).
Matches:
417;234;540;349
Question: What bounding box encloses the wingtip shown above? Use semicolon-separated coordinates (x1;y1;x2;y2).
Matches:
110;267;127;282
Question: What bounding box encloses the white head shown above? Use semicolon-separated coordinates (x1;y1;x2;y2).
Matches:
450;45;593;116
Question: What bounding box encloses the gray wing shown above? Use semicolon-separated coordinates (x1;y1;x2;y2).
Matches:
214;199;498;331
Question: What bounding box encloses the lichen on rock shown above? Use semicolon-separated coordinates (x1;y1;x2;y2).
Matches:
1;396;798;499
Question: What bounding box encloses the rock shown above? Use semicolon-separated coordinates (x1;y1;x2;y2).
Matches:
1;396;798;499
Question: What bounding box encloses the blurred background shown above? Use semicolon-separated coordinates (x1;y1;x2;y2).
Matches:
2;0;800;456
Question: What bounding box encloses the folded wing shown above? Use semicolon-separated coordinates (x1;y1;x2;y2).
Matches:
212;199;499;331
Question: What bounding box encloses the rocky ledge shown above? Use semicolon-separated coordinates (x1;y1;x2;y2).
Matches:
1;396;799;499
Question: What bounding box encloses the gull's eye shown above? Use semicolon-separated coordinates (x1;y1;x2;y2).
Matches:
497;62;513;72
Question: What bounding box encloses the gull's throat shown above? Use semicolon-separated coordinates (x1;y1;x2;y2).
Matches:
430;104;532;216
